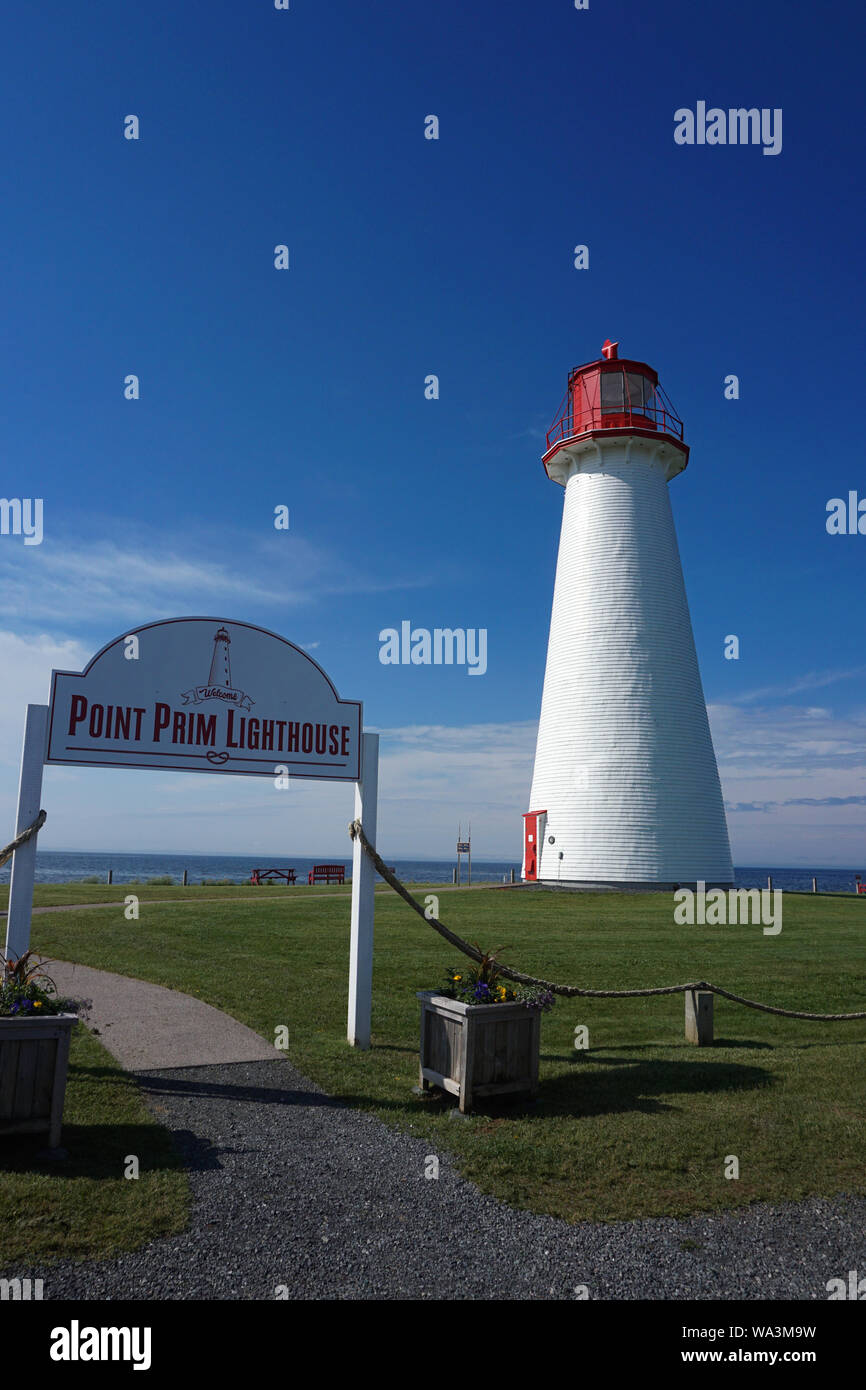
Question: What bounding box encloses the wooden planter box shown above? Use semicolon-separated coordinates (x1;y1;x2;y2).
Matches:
417;991;542;1114
0;1014;78;1149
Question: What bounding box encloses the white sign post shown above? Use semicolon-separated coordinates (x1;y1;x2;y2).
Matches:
4;618;379;1049
348;732;379;1048
6;704;49;961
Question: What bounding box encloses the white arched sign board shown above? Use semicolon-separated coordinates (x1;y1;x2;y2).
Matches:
5;618;378;1048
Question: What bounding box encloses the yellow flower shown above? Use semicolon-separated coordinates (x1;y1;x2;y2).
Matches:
33;1001;43;1008
453;975;462;982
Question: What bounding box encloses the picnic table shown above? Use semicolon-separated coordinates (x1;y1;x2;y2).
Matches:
250;868;297;885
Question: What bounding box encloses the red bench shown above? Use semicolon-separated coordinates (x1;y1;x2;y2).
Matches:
308;864;345;885
250;868;297;885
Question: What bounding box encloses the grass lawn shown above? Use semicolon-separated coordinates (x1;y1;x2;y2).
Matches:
0;1024;190;1268
16;883;865;1231
0;880;449;909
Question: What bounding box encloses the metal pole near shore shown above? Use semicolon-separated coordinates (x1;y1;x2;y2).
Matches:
107;869;113;885
812;876;817;894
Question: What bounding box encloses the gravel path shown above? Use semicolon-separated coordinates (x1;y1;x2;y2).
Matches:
10;1054;864;1301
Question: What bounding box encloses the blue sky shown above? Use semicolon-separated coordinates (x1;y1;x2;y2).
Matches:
1;0;864;864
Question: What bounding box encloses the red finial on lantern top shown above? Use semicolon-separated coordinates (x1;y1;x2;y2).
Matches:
601;339;618;360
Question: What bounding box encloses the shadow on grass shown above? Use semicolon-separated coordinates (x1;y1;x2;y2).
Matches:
544;1039;776;1059
134;1069;342;1111
548;1053;774;1113
409;1051;776;1121
0;1124;184;1180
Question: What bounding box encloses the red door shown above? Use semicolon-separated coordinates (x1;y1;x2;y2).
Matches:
523;812;542;881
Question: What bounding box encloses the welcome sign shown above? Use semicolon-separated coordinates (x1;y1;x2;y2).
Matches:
45;617;362;781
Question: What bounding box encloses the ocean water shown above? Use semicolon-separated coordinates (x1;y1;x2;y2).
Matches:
0;850;863;894
0;850;516;887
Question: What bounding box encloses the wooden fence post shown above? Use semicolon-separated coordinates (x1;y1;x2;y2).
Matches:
685;990;714;1045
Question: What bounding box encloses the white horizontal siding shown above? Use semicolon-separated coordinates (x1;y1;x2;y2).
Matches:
528;437;733;884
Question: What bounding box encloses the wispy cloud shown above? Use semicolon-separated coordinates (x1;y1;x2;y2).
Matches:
727;795;866;813
0;629;91;767
709;700;866;774
723;667;866;705
0;528;432;631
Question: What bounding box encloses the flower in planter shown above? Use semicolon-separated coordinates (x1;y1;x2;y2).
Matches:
0;950;90;1020
442;945;556;1011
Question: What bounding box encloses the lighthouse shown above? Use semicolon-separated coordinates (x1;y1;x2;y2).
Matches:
523;342;733;888
208;626;233;688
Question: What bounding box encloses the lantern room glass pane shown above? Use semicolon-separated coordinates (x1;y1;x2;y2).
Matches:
600;373;624;412
626;373;655;409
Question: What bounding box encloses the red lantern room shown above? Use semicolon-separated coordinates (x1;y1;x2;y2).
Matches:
542;340;689;483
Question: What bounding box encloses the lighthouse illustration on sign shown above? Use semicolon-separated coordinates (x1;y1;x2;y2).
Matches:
180;625;254;710
208;625;232;687
523;341;733;887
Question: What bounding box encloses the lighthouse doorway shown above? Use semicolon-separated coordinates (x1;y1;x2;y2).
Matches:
523;811;545;882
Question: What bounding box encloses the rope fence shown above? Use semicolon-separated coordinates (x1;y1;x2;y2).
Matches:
0;810;46;871
348;818;866;1023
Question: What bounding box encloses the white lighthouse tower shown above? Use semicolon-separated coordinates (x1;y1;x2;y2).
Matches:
523;341;733;888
